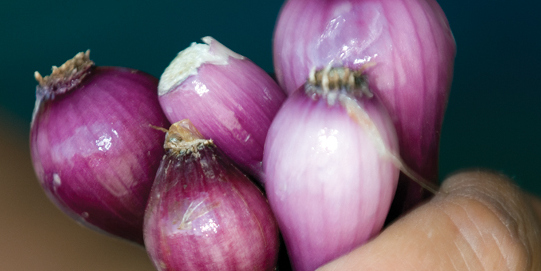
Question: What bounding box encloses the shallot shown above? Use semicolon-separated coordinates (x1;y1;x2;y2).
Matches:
30;51;169;244
158;37;286;182
144;120;279;270
264;66;400;271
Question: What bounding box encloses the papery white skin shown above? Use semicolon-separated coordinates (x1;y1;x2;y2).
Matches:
263;88;399;271
158;37;286;181
273;0;456;210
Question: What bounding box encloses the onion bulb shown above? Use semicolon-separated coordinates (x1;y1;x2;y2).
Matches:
273;0;456;211
144;120;279;270
157;37;286;182
264;66;400;271
30;51;169;244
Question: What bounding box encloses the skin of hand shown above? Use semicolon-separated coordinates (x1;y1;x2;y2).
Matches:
317;170;541;271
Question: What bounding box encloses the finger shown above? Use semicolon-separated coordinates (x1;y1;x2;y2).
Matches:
317;170;541;271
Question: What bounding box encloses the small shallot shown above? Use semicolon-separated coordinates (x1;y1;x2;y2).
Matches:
144;120;279;271
264;66;400;271
158;37;286;181
30;51;169;244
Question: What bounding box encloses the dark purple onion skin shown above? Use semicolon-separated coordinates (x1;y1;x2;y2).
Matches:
30;60;169;244
143;137;279;270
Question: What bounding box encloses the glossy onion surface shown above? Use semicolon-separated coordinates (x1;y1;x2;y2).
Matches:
144;121;279;270
264;86;399;271
158;37;286;181
273;0;456;210
30;52;169;244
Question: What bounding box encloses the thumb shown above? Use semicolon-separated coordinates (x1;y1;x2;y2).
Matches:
317;170;541;271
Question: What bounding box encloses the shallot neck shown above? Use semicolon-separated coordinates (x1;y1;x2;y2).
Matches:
305;64;375;105
164;119;213;156
34;50;94;100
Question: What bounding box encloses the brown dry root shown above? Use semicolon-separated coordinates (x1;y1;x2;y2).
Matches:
34;50;94;99
317;170;541;271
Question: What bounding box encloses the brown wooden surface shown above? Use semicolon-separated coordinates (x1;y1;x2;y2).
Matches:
0;112;155;271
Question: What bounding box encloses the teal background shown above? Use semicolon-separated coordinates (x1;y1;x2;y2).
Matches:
1;0;540;195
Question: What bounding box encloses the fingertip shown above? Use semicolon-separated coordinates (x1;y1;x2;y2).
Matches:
526;193;541;222
437;169;541;270
439;169;517;195
318;170;541;271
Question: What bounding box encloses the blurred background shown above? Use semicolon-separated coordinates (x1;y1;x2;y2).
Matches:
1;0;539;270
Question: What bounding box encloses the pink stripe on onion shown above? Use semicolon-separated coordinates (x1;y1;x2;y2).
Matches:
264;66;400;271
273;0;456;212
143;120;279;271
30;51;169;245
158;37;286;182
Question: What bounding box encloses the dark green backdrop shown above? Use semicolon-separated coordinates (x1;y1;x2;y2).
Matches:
1;0;540;195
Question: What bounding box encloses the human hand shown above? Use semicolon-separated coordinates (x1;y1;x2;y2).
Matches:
317;170;541;270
